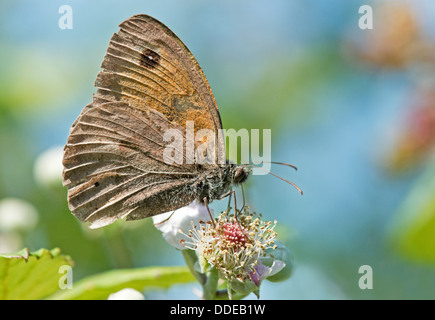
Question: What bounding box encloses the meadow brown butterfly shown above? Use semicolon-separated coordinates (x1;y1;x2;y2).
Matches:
62;14;301;228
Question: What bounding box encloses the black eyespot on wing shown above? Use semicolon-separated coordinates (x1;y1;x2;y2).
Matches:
140;49;161;69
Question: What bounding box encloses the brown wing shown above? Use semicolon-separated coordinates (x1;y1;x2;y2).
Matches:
63;15;228;227
94;14;224;162
63;102;196;228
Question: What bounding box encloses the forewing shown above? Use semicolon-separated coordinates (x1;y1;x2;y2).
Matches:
93;14;225;163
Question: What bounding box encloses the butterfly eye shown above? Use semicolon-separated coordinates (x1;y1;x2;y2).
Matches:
233;167;248;184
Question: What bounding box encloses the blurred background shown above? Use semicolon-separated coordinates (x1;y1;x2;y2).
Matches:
1;0;435;299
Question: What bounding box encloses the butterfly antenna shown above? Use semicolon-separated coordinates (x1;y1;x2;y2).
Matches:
248;161;298;171
247;164;303;195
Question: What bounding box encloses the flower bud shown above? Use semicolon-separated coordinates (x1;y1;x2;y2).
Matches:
262;241;294;282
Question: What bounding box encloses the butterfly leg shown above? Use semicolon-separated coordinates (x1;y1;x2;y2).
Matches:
203;197;215;227
217;191;251;242
240;184;246;213
218;190;234;209
223;190;242;225
231;190;237;217
228;190;252;242
218;189;240;216
226;191;232;213
153;210;176;226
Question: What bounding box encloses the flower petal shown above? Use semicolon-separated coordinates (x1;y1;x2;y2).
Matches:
152;201;212;249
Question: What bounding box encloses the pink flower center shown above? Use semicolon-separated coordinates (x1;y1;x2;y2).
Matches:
221;222;247;247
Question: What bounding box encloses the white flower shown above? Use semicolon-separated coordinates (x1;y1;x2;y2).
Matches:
0;198;38;232
33;146;64;187
152;201;212;250
154;203;294;299
0;232;23;253
107;288;145;300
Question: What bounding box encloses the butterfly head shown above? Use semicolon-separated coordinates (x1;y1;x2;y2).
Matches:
231;165;250;184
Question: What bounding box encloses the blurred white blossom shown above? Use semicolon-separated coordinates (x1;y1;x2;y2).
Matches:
33;146;64;186
0;232;23;253
0;198;38;232
107;288;145;300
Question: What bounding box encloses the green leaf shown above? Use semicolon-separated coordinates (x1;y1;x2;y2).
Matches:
48;266;196;300
0;248;73;300
388;157;435;263
228;277;258;297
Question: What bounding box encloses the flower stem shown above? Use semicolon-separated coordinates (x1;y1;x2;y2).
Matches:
203;267;219;300
215;289;249;300
181;250;220;300
181;249;206;286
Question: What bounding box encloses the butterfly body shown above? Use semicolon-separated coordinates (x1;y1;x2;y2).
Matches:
191;163;250;204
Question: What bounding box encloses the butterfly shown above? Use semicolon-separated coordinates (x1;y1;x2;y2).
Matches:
62;14;301;228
